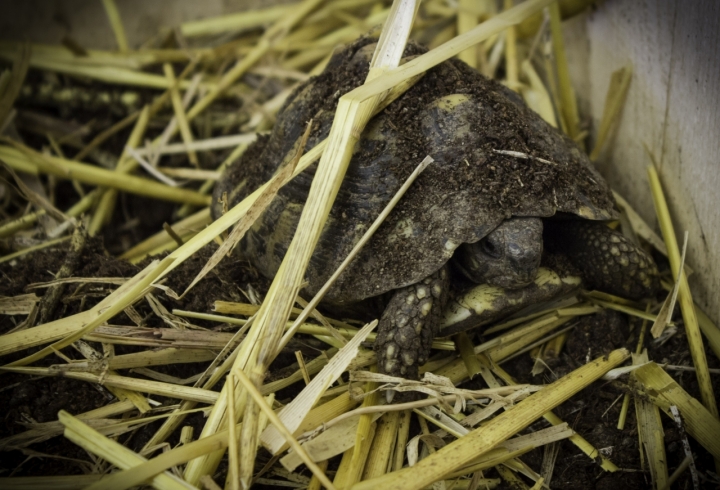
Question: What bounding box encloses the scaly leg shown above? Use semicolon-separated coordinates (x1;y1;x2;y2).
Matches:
374;266;449;379
546;221;659;300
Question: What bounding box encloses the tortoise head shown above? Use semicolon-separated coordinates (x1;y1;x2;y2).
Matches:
454;217;543;289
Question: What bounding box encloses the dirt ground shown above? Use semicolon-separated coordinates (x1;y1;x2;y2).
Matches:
1;237;719;488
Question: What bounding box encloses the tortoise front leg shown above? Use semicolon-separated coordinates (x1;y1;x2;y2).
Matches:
374;265;449;380
546;221;660;300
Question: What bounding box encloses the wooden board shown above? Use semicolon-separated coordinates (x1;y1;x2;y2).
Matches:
568;0;720;326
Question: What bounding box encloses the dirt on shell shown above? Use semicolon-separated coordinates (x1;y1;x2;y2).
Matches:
215;37;616;304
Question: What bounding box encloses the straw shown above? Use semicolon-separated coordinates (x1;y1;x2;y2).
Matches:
101;0;129;52
647;166;719;424
0;144;210;206
353;349;629;489
182;1;419;485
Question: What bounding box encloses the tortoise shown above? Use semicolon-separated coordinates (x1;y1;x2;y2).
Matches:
212;37;659;379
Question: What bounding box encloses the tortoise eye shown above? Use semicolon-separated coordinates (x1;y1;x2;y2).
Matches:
480;238;501;259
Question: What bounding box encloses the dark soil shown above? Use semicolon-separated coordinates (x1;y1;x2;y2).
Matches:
1;241;719;489
497;310;720;489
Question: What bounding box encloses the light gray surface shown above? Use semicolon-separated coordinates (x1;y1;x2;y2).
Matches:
579;0;720;324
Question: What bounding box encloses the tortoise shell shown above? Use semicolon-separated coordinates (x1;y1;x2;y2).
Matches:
212;37;616;304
